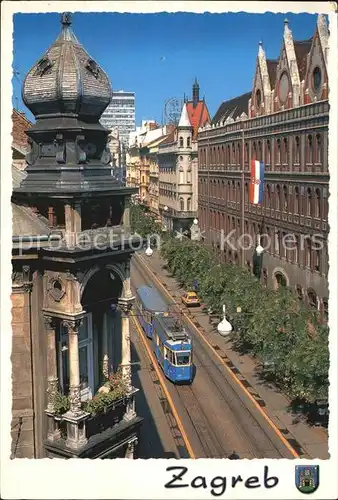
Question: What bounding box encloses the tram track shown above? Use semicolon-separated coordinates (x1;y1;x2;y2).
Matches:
131;252;304;459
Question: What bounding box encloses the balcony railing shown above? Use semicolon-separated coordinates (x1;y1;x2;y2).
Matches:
45;388;141;458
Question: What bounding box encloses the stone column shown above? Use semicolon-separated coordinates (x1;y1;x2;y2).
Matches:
62;318;89;450
44;315;62;442
102;313;109;379
118;298;133;391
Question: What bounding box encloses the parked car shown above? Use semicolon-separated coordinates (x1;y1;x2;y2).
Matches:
182;291;200;307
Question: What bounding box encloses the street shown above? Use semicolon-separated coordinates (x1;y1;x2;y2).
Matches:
129;251;328;460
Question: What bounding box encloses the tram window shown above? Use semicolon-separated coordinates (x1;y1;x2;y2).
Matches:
166;349;174;364
176;352;190;366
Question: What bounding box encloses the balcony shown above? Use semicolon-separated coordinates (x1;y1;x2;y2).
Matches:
45;388;142;458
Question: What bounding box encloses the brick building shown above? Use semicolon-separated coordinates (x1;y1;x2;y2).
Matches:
198;15;329;316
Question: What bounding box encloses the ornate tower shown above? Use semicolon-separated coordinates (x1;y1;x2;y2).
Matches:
16;12;135;234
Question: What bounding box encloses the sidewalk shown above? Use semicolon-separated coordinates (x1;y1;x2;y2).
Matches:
140;250;329;459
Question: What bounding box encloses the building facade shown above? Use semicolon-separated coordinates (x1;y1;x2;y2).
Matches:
198;15;329;315
100;91;136;145
11;13;142;459
158;80;210;233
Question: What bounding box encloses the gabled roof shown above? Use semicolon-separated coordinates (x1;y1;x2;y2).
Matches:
266;59;278;88
212;92;251;125
186;100;210;139
294;38;312;80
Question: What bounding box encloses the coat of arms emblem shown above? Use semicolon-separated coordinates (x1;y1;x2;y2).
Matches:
295;465;319;494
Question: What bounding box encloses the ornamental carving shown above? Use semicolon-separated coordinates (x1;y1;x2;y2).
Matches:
62;318;83;332
43;315;57;330
47;276;66;302
101;146;111;165
54;133;66;164
75;135;87;164
68;384;82;413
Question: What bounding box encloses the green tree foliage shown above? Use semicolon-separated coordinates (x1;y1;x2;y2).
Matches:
159;235;329;404
130;203;162;239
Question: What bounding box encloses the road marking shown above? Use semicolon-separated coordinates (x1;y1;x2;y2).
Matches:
136;253;300;459
131;314;196;459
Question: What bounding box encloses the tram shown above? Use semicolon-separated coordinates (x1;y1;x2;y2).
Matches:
136;286;193;384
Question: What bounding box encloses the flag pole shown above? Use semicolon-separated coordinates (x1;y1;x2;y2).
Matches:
241;126;245;267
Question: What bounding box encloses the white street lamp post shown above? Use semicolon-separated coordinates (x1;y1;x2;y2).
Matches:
145;244;153;257
256;234;264;256
217;305;232;337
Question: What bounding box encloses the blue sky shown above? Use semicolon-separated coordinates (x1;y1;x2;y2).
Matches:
13;12;318;124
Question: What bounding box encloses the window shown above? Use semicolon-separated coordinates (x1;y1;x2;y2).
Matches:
283;185;288;211
252;142;257;160
275;272;287;288
296;285;303;301
307;290;317;310
306;188;312;216
245;143;249;163
294;186;300;214
274;230;280;255
276;139;281;164
187;137;191;148
294;136;300;163
276;185;281;210
258;141;262;161
265;140;271;165
314;188;321;218
315;134;322;163
312;67;322;91
187;198;191;211
266;184;271;208
283;137;288;164
179;198;184;211
262;268;268;287
176;352;190;366
232;143;235;164
314;250;321;272
179;136;184;147
305;238;312;267
307;135;313;163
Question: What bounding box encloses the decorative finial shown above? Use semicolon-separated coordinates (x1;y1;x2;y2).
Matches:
259;40;263;46
61;12;72;26
284;17;289;26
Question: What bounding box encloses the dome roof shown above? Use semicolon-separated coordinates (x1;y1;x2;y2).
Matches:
22;12;112;120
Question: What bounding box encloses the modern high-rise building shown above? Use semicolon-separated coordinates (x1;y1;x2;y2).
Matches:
100;90;135;145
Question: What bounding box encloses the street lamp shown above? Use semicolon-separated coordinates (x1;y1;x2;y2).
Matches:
193;218;198;225
145;244;153;257
217;304;233;336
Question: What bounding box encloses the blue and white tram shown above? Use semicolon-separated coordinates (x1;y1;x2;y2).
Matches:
152;314;193;383
136;285;168;339
136;286;193;384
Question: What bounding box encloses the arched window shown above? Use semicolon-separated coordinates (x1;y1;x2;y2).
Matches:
187;137;191;148
276;185;281;210
294;136;300;164
296;285;303;301
221;145;224;165
179;198;184;211
314;249;321;272
266;140;271;165
306;188;312;216
232;143;236;164
245;143;249;163
266;184;271;208
315;134;321;163
237;143;241;166
322;298;328;322
281;231;287;258
258;141;262;161
179;136;184;148
227;145;230;166
231;180;235;201
237;181;241;203
283;137;288;164
227;181;230;200
276;139;281;164
294;186;299;214
274;230;280;255
187;198;191;211
252;141;257;160
275;272;287;288
283;185;288;211
314;188;321;218
245;182;248;203
307;135;313;163
307;290;317;310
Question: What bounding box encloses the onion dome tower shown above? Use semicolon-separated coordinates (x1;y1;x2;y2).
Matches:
17;12;126;194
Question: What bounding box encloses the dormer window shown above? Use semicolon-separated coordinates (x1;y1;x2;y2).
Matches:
35;57;53;77
86;59;100;78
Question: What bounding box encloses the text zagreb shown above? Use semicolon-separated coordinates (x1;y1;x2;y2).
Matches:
164;466;279;496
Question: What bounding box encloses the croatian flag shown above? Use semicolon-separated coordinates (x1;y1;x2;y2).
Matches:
249;160;265;205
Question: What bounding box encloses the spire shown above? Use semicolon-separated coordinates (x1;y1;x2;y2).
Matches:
258;40;264;58
56;12;79;43
178;103;191;128
192;78;200;108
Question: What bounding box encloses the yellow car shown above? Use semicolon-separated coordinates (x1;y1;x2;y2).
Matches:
182;291;200;307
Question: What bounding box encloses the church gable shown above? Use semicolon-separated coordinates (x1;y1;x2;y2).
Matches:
250;61;264;117
304;28;328;103
274;43;293;111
